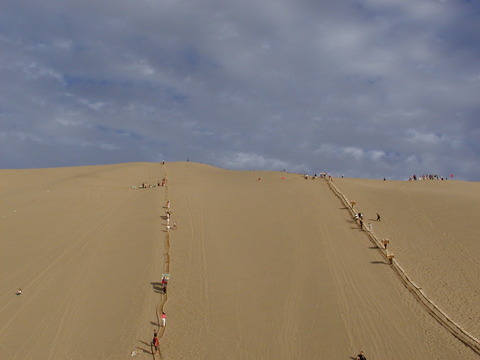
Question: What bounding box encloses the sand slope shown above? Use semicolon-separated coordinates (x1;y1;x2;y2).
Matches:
163;163;479;359
1;162;479;359
1;163;166;359
333;178;480;339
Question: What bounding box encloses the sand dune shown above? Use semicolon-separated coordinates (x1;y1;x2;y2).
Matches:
1;162;479;359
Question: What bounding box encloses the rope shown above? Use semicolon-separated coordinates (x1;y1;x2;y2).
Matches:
325;178;480;355
153;164;171;359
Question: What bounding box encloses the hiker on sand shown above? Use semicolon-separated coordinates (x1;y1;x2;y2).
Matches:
357;351;367;360
152;330;159;355
161;312;166;327
376;213;381;221
161;278;167;295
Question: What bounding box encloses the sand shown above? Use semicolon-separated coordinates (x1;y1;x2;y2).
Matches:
333;178;480;338
1;162;479;359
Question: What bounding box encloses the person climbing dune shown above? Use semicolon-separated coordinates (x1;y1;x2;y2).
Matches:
357;350;367;360
152;330;159;355
161;312;166;327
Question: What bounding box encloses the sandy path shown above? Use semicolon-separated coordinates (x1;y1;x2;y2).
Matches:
151;165;172;359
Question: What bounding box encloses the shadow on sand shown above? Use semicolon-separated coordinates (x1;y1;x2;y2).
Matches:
150;282;165;294
136;340;154;355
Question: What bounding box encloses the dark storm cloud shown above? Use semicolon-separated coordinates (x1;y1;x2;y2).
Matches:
1;0;479;179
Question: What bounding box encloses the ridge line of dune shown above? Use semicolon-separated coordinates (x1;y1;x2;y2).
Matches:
324;177;480;355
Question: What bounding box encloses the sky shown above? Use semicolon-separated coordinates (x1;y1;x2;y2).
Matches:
1;0;479;180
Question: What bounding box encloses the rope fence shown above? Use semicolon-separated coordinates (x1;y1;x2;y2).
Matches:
325;178;480;355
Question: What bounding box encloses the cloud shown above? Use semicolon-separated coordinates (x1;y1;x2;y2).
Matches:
219;152;291;171
405;129;446;145
314;144;387;164
0;0;479;180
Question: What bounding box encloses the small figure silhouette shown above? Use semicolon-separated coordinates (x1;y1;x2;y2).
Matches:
357;351;367;360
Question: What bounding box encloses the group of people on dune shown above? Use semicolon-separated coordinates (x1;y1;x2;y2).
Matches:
139;177;167;189
409;174;451;181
